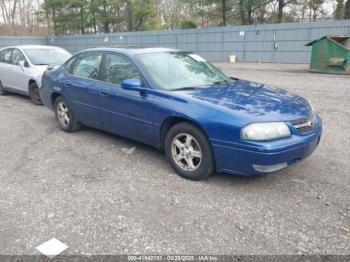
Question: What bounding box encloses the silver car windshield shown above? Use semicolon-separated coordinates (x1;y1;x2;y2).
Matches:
138;52;230;91
24;48;71;65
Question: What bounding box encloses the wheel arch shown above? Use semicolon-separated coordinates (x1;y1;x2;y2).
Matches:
160;115;217;176
28;79;37;91
160;116;211;151
51;92;62;108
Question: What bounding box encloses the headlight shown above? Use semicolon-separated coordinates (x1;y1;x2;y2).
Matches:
241;122;291;141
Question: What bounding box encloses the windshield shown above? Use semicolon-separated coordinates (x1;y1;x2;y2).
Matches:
24;48;71;65
138;52;230;91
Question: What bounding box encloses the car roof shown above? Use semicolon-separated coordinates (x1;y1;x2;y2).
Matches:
1;45;65;50
81;47;179;56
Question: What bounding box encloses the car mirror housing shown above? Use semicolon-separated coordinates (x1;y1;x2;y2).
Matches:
121;78;144;91
19;60;29;69
18;60;25;70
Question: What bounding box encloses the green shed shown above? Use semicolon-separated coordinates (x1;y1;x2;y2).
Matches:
306;36;350;75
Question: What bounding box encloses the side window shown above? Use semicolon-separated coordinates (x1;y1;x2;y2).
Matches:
64;57;75;73
0;49;12;64
0;50;4;63
103;54;141;86
70;52;103;80
11;49;25;65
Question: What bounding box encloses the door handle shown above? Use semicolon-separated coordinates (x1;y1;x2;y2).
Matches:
87;88;99;94
63;82;72;88
99;88;110;96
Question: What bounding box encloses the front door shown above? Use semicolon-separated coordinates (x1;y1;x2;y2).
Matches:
7;48;29;93
98;53;154;145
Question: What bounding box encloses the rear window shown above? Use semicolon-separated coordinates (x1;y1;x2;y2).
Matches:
0;49;12;64
24;48;71;65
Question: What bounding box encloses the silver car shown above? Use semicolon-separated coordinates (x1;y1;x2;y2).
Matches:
0;45;71;105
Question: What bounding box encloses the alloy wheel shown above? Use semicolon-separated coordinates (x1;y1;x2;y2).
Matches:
57;101;70;128
171;133;202;172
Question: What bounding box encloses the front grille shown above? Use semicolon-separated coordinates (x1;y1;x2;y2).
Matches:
290;117;313;133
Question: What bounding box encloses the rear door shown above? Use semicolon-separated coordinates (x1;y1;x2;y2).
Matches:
63;51;103;128
0;48;13;88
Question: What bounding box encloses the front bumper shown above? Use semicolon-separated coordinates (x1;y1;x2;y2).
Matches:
211;115;322;176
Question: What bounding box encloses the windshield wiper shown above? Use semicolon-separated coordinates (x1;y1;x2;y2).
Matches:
171;87;197;91
171;85;211;91
213;79;230;85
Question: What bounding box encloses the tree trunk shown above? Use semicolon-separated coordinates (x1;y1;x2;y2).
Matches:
91;0;97;34
11;0;19;34
335;0;344;19
126;0;133;31
103;0;109;33
345;0;350;18
247;6;253;24
222;0;226;26
309;1;312;21
92;10;97;34
45;4;51;35
277;0;284;23
80;6;85;34
313;6;317;21
239;0;246;25
52;9;57;35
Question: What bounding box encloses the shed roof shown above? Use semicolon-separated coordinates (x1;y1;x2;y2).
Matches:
306;36;349;46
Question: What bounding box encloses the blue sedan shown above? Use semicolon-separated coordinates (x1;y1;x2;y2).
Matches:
40;48;322;180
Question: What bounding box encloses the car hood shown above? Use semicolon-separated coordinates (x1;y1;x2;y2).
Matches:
33;65;49;73
179;79;311;122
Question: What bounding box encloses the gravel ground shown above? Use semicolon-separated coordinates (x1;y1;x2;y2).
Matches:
0;63;349;256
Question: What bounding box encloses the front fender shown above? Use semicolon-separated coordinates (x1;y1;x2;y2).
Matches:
152;92;247;150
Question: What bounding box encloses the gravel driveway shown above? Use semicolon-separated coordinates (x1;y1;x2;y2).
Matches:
0;63;349;255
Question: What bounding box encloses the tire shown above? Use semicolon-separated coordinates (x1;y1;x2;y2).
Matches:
165;122;214;180
0;80;7;95
29;82;43;105
54;96;81;132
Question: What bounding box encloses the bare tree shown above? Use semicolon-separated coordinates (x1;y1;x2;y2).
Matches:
0;0;49;35
345;0;350;18
309;0;324;21
222;0;226;26
335;0;344;19
0;0;18;27
0;0;19;34
277;0;297;22
157;0;185;29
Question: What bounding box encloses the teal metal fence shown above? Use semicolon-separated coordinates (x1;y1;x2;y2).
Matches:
1;20;350;63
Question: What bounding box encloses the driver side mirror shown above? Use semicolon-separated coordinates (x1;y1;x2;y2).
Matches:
18;60;29;70
121;78;144;91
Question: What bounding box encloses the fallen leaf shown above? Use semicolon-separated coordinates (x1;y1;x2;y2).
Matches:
122;147;136;154
340;226;350;233
290;179;306;184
